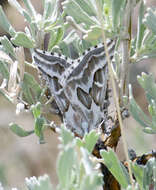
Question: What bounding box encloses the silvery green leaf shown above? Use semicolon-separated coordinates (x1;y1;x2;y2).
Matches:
132;162;144;189
136;1;145;52
25;26;32;39
80;148;103;189
35;116;46;144
0;78;13;103
48;28;64;52
0;6;16;37
43;0;53;19
22;10;32;23
137;73;156;103
81;148;93;174
76;130;99;153
25;175;53;190
79;175;103;190
43;0;57;21
62;0;97;28
22;73;42;105
144;8;156;35
129;84;151;129
59;30;80;57
83;26;102;40
129;78;156;134
148;100;156;124
62;29;79;45
112;0;125;29
0;36;16;58
9;123;34;137
31;102;41;119
57;146;76;188
74;0;96;16
143;158;156;189
59;41;71;57
153;163;156;189
59;125;74;146
142;30;156;49
11;32;35;48
101;149;130;188
29;22;38;40
23;0;37;19
0;61;9;79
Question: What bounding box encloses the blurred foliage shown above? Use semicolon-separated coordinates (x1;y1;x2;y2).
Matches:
0;127;104;190
0;0;156;189
129;72;156;134
0;127;156;190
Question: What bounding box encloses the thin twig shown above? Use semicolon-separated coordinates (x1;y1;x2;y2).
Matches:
95;0;134;189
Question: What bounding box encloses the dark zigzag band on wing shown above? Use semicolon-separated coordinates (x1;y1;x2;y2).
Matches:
33;39;115;137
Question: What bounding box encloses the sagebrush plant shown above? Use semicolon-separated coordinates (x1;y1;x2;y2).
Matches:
0;0;156;189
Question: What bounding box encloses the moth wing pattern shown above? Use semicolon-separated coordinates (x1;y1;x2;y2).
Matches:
33;50;71;114
61;40;115;136
33;39;115;137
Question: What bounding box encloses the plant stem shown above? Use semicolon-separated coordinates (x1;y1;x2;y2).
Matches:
95;0;134;189
119;0;132;106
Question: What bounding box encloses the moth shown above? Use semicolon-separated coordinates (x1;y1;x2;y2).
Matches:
33;39;115;138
